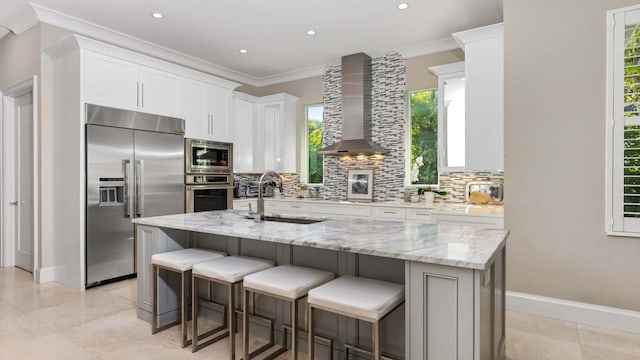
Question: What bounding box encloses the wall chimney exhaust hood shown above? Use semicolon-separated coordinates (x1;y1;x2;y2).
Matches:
317;53;389;156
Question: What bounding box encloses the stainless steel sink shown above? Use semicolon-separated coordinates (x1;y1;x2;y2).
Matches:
244;215;324;224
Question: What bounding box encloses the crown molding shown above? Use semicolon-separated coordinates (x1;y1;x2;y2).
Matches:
395;37;460;59
31;4;260;86
428;61;465;76
254;64;326;87
452;22;504;51
2;5;38;35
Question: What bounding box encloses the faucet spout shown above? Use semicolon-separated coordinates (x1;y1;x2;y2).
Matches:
256;171;283;220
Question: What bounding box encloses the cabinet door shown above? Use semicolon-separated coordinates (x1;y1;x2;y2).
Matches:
233;98;255;172
178;80;208;139
207;85;233;142
139;67;179;117
263;105;280;171
83;51;139;110
464;35;504;171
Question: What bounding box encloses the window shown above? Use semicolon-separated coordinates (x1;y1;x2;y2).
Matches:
407;89;439;185
306;105;324;184
607;6;640;235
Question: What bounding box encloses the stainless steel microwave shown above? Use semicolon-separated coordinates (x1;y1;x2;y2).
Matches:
185;138;233;174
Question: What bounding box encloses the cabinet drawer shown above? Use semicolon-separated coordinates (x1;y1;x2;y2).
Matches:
406;209;434;223
311;204;371;219
233;200;257;211
433;214;503;229
278;202;311;214
373;207;406;220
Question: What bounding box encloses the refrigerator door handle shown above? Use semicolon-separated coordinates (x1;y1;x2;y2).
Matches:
135;160;144;218
123;159;133;218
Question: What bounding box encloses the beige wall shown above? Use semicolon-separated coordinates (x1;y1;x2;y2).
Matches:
405;49;465;92
0;24;41;90
505;0;640;311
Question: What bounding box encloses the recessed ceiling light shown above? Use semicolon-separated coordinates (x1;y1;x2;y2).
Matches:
306;30;317;36
239;49;248;54
397;3;409;10
152;12;164;19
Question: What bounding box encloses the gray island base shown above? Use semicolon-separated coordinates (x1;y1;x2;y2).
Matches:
133;210;508;360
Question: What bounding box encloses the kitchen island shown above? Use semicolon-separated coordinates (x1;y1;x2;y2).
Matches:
133;210;508;360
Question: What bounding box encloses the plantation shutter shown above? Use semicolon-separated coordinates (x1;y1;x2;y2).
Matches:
613;9;640;233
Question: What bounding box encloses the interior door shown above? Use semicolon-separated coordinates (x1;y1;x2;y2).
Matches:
12;91;34;272
134;131;184;218
86;125;135;285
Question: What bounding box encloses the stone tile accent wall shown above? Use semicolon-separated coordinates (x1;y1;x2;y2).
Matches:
319;53;407;201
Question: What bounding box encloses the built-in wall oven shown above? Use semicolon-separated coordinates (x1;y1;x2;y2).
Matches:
185;174;234;212
185;138;232;174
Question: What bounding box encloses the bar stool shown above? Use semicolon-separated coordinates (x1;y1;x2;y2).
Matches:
307;275;405;360
151;248;226;347
191;256;275;358
242;265;335;360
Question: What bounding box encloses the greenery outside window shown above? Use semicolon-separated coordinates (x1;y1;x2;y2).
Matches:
407;89;438;185
306;105;324;184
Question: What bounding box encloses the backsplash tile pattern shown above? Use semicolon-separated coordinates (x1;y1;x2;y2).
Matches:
320;53;406;201
437;171;504;203
234;173;302;198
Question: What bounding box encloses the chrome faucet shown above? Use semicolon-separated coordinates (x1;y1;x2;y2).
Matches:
255;171;284;220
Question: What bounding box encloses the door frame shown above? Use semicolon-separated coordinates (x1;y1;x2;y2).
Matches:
1;76;39;278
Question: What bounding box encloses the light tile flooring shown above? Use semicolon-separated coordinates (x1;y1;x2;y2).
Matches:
1;267;639;360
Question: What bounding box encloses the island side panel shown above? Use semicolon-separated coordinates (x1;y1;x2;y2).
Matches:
136;225;189;323
408;261;475;360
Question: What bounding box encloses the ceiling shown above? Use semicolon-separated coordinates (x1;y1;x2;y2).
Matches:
1;0;503;85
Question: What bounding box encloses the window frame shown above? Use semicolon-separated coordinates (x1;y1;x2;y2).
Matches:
429;62;466;172
405;88;441;188
606;4;640;237
303;103;324;186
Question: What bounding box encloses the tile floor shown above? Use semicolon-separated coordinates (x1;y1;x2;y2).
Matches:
1;267;639;360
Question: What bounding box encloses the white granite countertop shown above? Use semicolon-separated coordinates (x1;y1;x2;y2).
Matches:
234;197;505;217
133;210;509;270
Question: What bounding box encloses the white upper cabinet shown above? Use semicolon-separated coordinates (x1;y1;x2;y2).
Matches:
232;94;256;173
453;23;504;171
207;85;233;142
76;36;239;129
83;52;139;110
178;80;208;138
178;80;234;142
139;67;179;117
83;52;178;117
232;92;299;173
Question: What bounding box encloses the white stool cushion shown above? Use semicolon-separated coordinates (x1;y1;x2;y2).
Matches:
151;248;226;272
193;256;275;283
242;265;334;300
308;275;404;321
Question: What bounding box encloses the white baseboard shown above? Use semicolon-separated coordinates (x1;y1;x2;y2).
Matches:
35;266;55;283
506;291;640;335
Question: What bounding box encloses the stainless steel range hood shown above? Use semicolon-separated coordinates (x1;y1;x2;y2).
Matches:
317;53;389;156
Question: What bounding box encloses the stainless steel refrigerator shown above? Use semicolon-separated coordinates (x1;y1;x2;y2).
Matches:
85;104;185;288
